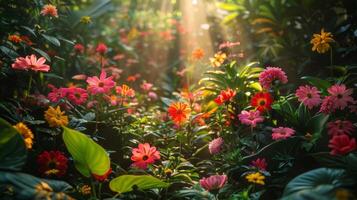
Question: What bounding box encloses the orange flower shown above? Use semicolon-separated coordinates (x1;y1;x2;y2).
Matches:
116;84;135;97
41;4;58;18
210;51;227;67
8;35;22;43
192;48;205;60
251;92;273;112
167;102;191;124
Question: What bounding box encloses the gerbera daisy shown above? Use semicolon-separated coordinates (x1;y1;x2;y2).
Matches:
37;151;68;177
245;172;265;185
328;134;356;156
295;85;321;109
238;110;264;128
327;84;354;110
272;127;295;140
208;137;224;155
44;106;68;127
47;84;67;103
66;87;88;105
167;102;191;125
210;51;227;67
259;67;288;90
250;92;273;112
131;143;160;169
86;70;115;95
41;4;58;18
310;29;334;54
12;54;50;72
327;120;355;136
199;175;227;191
13;122;34;149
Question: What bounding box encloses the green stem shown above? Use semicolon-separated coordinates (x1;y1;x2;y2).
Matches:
98;183;102;199
330;48;333;77
26;74;33;97
91;178;97;199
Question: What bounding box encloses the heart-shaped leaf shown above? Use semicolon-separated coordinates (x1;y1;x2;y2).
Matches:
109;175;169;194
62;126;110;177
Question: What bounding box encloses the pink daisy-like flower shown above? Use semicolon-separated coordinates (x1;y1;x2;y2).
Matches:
295;85;321;109
327;84;354;110
328;134;356;156
86;70;115;94
12;54;50;72
67;87;88;105
208;137;224;155
47;84;67;103
259;67;288;90
251;158;267;171
238;110;264;128
199;175;227;191
272;127;295;140
41;4;58;18
320;96;335;114
327;120;355;136
131;143;160;170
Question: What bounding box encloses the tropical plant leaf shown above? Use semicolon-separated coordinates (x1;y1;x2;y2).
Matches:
42;34;61;47
109;175;169;194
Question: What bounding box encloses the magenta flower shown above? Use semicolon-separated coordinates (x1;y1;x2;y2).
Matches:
272;127;295;140
86;70;115;94
259;67;288;90
328;134;356;156
47;84;67;103
199;175;227;191
320;96;335;114
295;85;321;109
327;120;355;136
12;54;50;72
67;87;88;105
96;43;108;54
327;84;354;110
238;110;264;128
251;158;267;171
208;137;224;155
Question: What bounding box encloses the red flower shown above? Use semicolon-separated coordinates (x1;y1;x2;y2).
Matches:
251;158;267;171
93;168;112;182
251;92;273;112
74;43;85;54
167;102;191;125
328;134;356;156
214;88;236;105
37;151;68;177
96;43;108;54
131;143;160;169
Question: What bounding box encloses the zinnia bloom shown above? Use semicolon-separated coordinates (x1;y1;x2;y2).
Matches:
295;85;321;109
131;143;160;169
67;87;88;105
272;127;295;140
238;110;264;128
44;106;69;127
310;29;334;54
96;43;108;54
210;51;227;67
327;120;355;136
13;122;34;149
245;172;265;185
199;175;227;191
251;92;273;112
328;134;356;156
259;67;288;90
320;96;335;114
208;137;224;155
327;84;354;110
214;88;236;105
37;151;68;177
41;4;58;18
12;54;50;72
167;102;191;125
86;70;115;94
8;34;22;43
47;84;67;103
192;48;205;60
251;158;267;171
116;84;135;97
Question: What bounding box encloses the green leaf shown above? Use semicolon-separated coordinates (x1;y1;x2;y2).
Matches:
0;46;19;58
32;48;51;62
42;34;61;47
109;175;169;194
217;3;244;11
62;127;110;177
0;118;27;171
301;76;331;92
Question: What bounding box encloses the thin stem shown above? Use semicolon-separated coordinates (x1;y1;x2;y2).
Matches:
26;74;33;97
98;183;102;199
330;48;333;77
90;178;97;199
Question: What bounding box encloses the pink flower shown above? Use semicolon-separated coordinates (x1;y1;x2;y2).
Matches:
74;43;85;54
199;175;227;191
41;4;58;18
86;70;115;94
141;82;153;91
295;85;321;109
208;137;224;155
148;92;158;100
272;127;295;140
259;67;288;89
67;87;88;105
105;95;119;106
96;43;108;54
238;110;264;128
327;84;354;110
327;120;355;136
47;84;67;103
131;143;160;169
320;96;335;114
251;158;267;171
12;54;50;72
72;74;87;80
328;134;356;155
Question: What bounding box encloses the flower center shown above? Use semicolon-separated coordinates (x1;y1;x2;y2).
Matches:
259;100;266;106
75;93;81;98
48;160;57;169
337;94;343;99
307;93;312;98
142;155;149;161
98;82;104;87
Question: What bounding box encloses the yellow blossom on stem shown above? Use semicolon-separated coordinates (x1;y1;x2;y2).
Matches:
209;51;227;67
13;122;34;149
245;172;265;185
44;106;69;127
310;29;334;54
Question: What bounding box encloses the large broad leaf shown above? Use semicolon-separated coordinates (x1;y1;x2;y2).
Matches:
109;175;169;194
0;118;27;171
282;168;355;200
0;172;72;199
62;127;110;177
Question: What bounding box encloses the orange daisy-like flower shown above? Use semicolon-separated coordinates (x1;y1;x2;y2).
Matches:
41;4;58;18
251;92;273;112
116;84;135;97
192;48;205;60
167;102;191;124
8;35;22;43
131;143;160;169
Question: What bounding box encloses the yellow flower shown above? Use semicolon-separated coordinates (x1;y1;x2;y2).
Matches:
209;51;227;67
310;29;334;54
44;106;69;127
245;172;265;185
80;16;92;24
13;122;34;149
79;185;91;195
